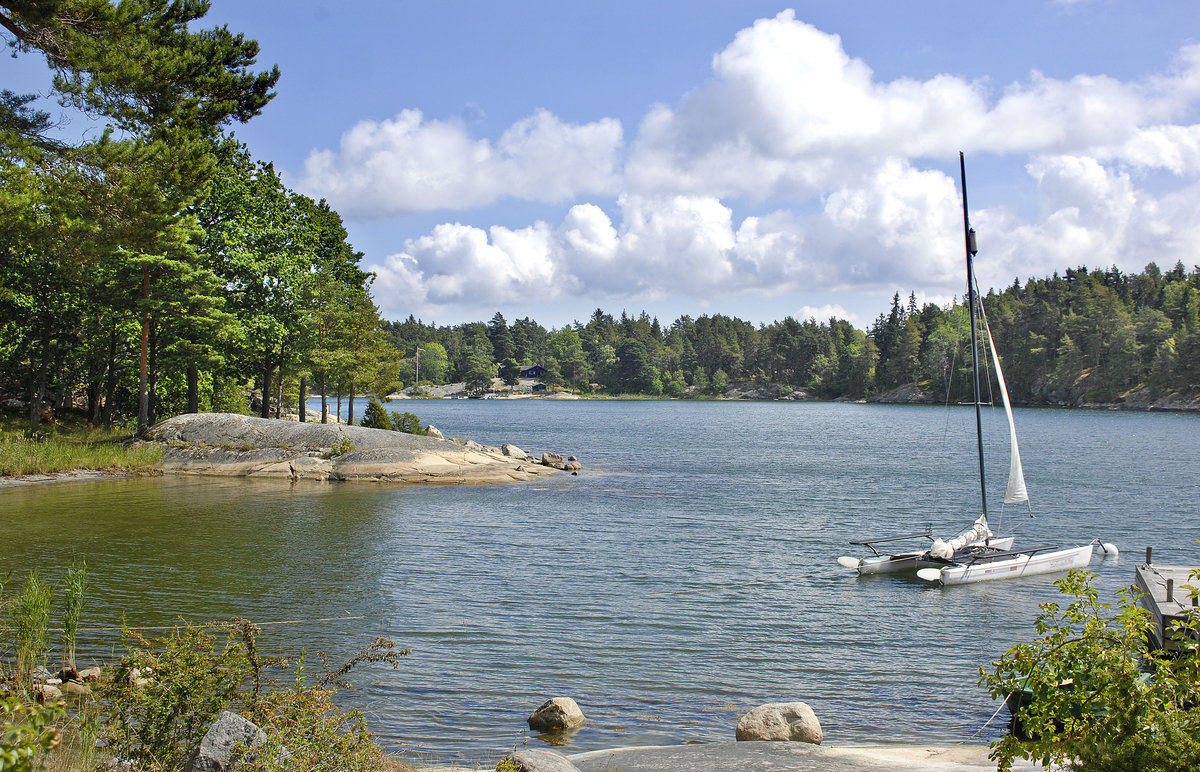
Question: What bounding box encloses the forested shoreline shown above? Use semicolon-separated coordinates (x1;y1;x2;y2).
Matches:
381;260;1200;408
5;253;1199;434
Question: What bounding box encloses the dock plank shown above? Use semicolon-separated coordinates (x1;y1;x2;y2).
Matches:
1135;563;1199;651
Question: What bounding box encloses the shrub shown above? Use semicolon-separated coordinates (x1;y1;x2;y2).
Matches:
361;398;393;430
0;697;62;771
239;685;384;772
325;436;355;458
101;623;250;768
981;570;1200;772
389;412;426;436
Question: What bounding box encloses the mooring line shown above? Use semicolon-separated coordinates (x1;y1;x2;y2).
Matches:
643;580;772;597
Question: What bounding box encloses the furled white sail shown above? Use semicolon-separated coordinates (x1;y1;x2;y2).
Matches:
980;305;1029;505
929;514;993;559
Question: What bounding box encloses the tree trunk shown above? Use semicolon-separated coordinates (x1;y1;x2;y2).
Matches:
29;311;52;435
87;378;102;425
136;268;150;435
137;266;150;437
336;383;342;423
275;374;282;419
187;362;199;413
147;318;158;427
319;372;328;424
260;353;272;419
102;322;118;430
29;368;45;437
348;382;355;425
298;376;307;422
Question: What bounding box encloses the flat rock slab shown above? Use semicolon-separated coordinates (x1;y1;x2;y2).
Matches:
147;413;561;485
567;743;1045;772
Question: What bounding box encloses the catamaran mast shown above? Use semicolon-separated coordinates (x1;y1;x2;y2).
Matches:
960;152;988;519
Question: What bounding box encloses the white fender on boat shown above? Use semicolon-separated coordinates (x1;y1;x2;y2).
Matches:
916;568;944;582
837;556;861;570
1100;542;1119;557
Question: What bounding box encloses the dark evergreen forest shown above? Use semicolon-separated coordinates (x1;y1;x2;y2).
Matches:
383;261;1200;405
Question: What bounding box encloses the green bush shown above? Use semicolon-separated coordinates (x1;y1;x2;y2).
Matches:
0;697;62;772
361;398;393;430
389;412;426;436
981;570;1200;772
240;686;384;772
102;623;250;768
325;436;355;458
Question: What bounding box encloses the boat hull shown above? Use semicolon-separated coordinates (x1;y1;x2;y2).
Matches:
929;544;1094;586
852;536;1016;575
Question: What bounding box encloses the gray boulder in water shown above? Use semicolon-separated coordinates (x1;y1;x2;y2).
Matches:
735;701;823;744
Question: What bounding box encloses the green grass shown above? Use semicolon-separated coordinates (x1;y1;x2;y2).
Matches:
0;412;162;476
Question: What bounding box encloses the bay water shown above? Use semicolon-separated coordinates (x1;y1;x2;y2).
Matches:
2;401;1197;764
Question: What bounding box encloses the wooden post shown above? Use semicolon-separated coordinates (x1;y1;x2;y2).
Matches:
1166;579;1174;603
1146;546;1153;565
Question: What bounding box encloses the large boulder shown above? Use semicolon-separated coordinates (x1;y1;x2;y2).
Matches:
541;452;566;470
501;749;579;772
735;702;822;744
33;684;62;703
185;710;266;772
149;413;563;485
502;443;527;458
527;697;586;731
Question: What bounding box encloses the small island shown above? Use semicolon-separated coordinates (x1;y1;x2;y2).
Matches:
147;412;576;485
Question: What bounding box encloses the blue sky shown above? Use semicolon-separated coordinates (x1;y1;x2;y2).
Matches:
11;2;1200;330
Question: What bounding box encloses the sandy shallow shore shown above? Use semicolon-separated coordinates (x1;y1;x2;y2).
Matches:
0;469;148;488
419;742;1045;772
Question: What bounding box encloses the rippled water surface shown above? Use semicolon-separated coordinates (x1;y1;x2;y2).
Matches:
3;401;1197;763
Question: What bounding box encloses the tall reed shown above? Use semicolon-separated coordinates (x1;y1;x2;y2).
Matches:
0;435;161;476
62;560;87;671
12;571;53;690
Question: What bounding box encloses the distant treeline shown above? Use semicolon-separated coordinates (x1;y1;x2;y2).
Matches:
384;261;1200;404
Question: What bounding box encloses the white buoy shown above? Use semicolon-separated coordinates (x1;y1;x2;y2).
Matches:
837;556;861;570
1100;542;1119;557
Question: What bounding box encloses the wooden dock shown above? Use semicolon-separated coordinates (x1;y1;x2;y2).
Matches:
1135;558;1199;651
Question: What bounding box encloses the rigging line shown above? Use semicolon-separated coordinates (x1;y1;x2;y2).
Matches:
0;615;367;634
954;693;1013;746
642;580;773;598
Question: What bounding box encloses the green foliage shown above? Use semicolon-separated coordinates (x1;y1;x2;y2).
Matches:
390;412;426;436
10;572;52;692
61;560;86;672
0;697;62;772
0;433;162;476
981;570;1200;772
238;686;385;772
326;436;355;458
101;623;250;768
211;377;251;414
360;398;393;430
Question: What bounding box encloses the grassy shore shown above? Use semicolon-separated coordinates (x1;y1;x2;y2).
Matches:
0;412;161;476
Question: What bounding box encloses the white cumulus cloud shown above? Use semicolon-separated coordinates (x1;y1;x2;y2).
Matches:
300;109;622;216
350;9;1200;323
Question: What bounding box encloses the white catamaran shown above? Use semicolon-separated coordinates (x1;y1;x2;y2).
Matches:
840;153;1115;583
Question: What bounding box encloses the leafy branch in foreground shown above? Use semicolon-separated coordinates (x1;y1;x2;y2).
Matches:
980;570;1200;772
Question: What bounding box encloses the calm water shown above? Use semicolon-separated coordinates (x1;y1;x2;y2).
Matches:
2;401;1197;764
